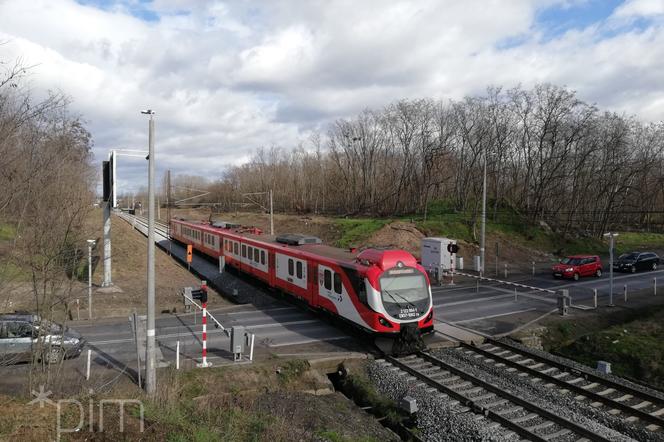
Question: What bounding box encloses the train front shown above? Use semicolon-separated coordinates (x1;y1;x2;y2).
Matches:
358;249;434;340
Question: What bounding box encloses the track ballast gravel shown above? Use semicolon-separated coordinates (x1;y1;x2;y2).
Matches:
367;360;518;441
430;346;662;442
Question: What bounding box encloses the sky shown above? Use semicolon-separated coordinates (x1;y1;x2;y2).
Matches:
1;0;664;194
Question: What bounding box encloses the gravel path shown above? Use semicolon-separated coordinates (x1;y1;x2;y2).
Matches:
367;360;518;441
431;346;663;442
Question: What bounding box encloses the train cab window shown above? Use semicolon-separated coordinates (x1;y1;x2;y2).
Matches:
234;242;239;255
288;259;294;276
254;248;259;263
324;270;332;290
296;261;303;279
261;250;266;265
242;244;246;258
333;273;342;294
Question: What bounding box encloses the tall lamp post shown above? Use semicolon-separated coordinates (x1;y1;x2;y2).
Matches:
603;232;618;307
141;109;157;395
87;239;96;320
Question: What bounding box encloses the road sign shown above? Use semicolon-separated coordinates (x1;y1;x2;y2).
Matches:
186;245;193;263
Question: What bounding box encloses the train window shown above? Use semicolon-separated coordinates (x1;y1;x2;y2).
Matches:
324;270;332;290
261;250;266;265
288;259;294;276
242;244;246;258
296;261;303;279
334;273;342;294
254;248;259;263
247;247;253;260
234;242;239;255
346;268;367;305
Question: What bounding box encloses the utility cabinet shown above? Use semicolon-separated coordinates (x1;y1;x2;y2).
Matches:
421;237;457;273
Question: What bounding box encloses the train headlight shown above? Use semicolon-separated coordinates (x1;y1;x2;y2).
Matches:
378;317;393;328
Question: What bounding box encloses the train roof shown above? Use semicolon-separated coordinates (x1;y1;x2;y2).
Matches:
171;218;418;270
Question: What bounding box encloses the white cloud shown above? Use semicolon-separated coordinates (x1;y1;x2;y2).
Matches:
613;0;664;18
0;0;663;192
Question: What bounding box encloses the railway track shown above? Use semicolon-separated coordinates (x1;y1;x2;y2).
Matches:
117;211;169;237
465;339;664;432
381;352;612;441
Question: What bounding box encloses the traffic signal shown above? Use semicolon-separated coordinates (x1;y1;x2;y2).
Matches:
447;243;459;254
102;161;111;202
191;287;208;303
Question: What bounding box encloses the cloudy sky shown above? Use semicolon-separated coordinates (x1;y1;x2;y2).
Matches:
1;0;663;193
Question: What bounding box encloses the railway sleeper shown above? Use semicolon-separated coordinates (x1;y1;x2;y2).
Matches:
511;412;539;424
483;398;509;408
473;393;497;402
632;400;652;409
597;388;616;396
496;405;523;416
651;407;664;417
526;421;556;433
541;428;571;440
567;377;585;385
446;380;472;389
461;386;484;395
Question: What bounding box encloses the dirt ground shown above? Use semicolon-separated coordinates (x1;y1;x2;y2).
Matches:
86;210;225;318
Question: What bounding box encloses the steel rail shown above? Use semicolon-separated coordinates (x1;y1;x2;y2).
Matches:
483;339;664;429
417;352;614;442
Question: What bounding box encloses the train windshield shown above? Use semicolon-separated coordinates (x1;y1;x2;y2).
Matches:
380;271;430;320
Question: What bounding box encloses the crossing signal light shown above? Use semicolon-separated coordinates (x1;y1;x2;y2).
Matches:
447;243;459;254
191;288;208;303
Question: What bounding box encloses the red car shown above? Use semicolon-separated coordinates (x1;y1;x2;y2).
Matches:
552;255;602;280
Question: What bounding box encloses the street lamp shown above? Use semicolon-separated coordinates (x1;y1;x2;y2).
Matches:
86;239;96;320
603;232;619;306
141;109;157;395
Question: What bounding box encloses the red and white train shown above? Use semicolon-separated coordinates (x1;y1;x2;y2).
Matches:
169;218;434;336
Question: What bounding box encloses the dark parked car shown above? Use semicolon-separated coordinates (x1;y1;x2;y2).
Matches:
0;314;85;364
552;255;603;280
614;252;660;273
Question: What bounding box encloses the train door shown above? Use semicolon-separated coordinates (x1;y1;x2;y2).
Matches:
269;251;276;287
307;262;317;306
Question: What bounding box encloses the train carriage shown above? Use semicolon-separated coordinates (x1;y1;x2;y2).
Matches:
169;218;434;336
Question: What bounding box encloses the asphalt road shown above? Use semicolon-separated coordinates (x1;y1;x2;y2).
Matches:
432;265;663;335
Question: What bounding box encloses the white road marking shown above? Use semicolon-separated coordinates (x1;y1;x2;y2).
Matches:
434;294;514;308
267;335;351;347
449;308;538;324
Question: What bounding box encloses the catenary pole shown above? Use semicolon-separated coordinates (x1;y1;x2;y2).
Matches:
604;232;618;307
143;110;157;394
270;189;274;235
480;144;487;276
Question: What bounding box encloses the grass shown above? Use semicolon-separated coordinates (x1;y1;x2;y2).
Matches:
412;200;609;256
615;232;664;254
0;222;16;241
554;305;664;389
335;218;389;248
339;372;403;429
